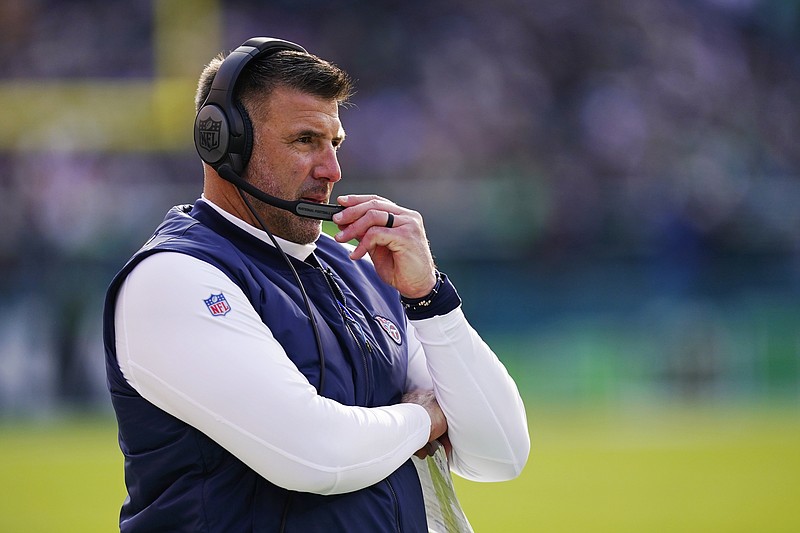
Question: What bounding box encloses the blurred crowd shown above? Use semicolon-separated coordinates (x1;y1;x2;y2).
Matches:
0;0;798;413
227;0;800;262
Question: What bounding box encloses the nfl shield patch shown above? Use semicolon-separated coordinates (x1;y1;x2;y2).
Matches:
204;293;231;316
374;315;402;345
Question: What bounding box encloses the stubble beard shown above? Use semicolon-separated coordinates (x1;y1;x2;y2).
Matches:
253;199;323;245
243;165;324;245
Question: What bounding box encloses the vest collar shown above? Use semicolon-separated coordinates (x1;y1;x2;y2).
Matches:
199;195;317;262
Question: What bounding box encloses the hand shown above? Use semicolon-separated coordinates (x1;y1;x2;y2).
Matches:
414;433;452;460
401;390;448;458
332;195;436;299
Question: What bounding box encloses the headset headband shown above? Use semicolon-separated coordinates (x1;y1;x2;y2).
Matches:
194;37;307;173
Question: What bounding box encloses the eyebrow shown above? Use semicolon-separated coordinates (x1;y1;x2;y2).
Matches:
297;128;346;143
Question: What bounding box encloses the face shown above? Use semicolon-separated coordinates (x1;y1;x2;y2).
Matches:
243;86;345;244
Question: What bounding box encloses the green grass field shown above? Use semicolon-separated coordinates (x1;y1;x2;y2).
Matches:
1;403;798;532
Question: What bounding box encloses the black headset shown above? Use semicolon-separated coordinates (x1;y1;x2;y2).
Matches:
194;37;306;175
193;37;344;221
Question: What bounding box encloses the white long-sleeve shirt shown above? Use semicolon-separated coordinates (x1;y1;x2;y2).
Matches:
114;199;529;495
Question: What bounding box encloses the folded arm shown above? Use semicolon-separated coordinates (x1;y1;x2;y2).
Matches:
114;252;431;495
405;308;531;481
332;193;530;480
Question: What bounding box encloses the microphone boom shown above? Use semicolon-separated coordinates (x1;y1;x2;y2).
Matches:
218;164;344;221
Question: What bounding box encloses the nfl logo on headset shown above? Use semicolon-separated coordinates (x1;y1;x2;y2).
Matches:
204;293;231;316
198;117;222;152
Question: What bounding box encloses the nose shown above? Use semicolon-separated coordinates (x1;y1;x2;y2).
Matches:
313;144;342;183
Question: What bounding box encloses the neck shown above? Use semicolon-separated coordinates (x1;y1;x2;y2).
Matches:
203;171;259;227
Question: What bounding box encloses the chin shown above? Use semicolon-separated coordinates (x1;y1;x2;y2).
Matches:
288;219;323;245
263;207;322;244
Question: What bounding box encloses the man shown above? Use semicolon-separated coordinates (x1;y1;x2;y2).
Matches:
103;37;529;532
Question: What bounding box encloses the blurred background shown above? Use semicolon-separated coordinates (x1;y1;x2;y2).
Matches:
0;0;798;531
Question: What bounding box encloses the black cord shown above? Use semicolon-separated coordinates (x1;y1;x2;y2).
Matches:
238;190;327;394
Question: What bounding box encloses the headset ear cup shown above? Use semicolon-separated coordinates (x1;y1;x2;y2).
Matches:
194;104;231;168
235;101;254;174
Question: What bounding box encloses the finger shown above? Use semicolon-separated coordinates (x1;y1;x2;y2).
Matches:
345;216;412;260
332;195;381;223
347;224;395;260
333;196;401;226
413;442;438;460
335;208;403;244
336;194;388;208
439;434;452;458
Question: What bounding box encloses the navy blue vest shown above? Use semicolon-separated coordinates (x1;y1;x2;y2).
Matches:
103;201;427;532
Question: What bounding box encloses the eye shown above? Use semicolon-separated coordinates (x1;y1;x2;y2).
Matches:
297;136;313;144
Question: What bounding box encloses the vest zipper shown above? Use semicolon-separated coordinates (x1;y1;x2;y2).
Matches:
278;494;292;533
384;476;403;533
319;267;374;400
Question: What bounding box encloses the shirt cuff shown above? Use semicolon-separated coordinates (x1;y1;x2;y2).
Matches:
401;271;462;320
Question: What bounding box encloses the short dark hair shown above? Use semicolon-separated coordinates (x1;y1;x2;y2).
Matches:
194;49;354;116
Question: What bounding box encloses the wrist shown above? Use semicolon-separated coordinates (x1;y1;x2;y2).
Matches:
400;271;461;320
400;271;438;300
400;271;442;310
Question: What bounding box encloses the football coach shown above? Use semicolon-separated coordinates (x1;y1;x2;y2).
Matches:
103;36;529;532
